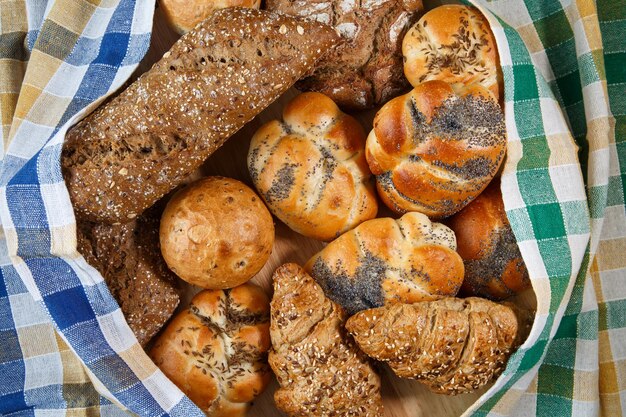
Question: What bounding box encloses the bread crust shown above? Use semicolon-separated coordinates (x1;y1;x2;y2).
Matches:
305;212;464;314
159;177;274;289
76;205;179;346
248;92;377;241
446;180;530;299
269;263;383;416
267;0;424;109
365;80;506;218
150;284;271;416
403;5;502;99
62;8;341;224
346;297;531;395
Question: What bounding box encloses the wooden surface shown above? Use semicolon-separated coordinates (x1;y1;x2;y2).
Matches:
138;4;537;416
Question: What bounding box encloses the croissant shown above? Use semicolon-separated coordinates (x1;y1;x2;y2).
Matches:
345;297;530;395
269;263;384;416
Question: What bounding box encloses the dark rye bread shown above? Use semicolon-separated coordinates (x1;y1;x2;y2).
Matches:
62;8;341;223
266;0;424;110
77;204;180;346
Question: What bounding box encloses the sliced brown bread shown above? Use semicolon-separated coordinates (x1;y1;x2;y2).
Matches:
62;7;341;223
77;203;180;346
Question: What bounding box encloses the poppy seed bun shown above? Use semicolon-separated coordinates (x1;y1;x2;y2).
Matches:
160;177;274;289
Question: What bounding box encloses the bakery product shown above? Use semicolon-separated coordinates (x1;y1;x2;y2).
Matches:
266;0;424;109
150;284;271;416
159;177;274;289
160;0;261;34
76;205;179;346
365;80;506;218
247;92;377;241
269;263;383;416
446;180;530;300
346;297;530;395
403;5;501;100
62;8;341;224
304;212;464;315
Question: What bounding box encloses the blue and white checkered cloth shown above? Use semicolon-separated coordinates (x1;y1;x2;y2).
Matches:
0;0;203;415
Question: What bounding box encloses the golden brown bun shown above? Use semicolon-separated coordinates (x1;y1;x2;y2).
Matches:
150;284;272;416
446;180;530;300
305;212;464;315
403;5;502;100
248;92;377;241
160;177;274;289
365;80;506;218
346;297;531;395
160;0;261;34
269;263;384;416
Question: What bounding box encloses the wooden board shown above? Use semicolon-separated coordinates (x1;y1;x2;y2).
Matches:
137;4;537;416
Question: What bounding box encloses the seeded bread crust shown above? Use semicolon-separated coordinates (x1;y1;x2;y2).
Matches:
346;297;531;395
269;263;384;416
62;8;341;224
267;0;424;110
76;204;180;346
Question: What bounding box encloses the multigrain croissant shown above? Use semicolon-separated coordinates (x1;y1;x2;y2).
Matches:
269;263;384;416
346;297;531;395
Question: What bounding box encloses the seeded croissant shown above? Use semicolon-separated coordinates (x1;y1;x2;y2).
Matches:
345;297;530;395
269;263;384;416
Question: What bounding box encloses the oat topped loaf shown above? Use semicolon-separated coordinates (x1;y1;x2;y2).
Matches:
62;8;341;224
269;263;384;416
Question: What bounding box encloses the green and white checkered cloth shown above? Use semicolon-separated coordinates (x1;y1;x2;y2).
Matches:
461;0;626;415
0;0;624;415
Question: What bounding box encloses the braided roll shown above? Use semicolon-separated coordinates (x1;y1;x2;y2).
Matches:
403;5;502;100
346;297;530;395
365;80;506;218
248;92;377;241
305;212;464;315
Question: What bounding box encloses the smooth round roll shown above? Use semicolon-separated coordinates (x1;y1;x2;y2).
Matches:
365;80;506;218
304;212;465;315
446;180;531;300
160;0;261;34
403;4;501;100
160;177;274;289
248;92;377;241
150;284;271;416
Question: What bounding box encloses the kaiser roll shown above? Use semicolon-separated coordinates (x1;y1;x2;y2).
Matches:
403;5;502;100
365;80;506;218
248;92;377;241
160;177;274;289
447;180;531;300
305;211;464;315
150;284;271;416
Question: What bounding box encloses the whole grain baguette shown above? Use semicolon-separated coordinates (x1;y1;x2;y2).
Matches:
62;7;341;223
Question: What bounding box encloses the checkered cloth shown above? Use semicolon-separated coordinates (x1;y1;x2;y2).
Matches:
0;0;623;416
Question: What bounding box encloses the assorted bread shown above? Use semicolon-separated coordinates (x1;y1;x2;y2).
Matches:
447;180;531;299
269;263;384;416
247;92;377;241
365;80;506;217
305;212;465;314
346;297;530;394
65;2;538;414
160;177;274;289
267;0;424;109
403;5;501;99
62;7;341;224
150;284;272;416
